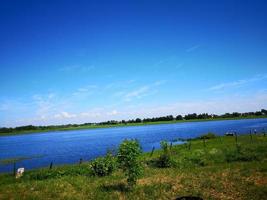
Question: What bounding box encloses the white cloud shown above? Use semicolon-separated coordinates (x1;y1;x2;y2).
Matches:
121;92;267;118
72;85;98;96
2;90;267;127
207;74;267;91
105;80;136;90
0;103;9;111
59;65;95;73
124;86;150;101
54;111;77;119
153;80;167;86
80;112;101;118
186;45;200;53
121;80;166;102
107;110;118;116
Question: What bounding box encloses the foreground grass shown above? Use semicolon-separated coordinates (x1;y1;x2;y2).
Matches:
1;134;267;200
1;115;267;136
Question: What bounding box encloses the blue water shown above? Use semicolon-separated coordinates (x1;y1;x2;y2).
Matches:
1;118;267;173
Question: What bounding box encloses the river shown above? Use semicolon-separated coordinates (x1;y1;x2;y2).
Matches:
1;118;267;173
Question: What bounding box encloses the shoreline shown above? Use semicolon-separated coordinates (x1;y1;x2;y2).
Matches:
1;115;267;137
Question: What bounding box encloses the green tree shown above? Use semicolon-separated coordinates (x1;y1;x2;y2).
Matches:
135;118;142;123
176;115;183;120
117;139;143;188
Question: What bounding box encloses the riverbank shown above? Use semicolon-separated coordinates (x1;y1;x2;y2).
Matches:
0;134;267;199
1;115;267;137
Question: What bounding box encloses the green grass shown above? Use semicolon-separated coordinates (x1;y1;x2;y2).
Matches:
1;134;267;199
1;115;266;136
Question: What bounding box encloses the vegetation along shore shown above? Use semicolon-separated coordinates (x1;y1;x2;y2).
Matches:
0;132;267;199
0;109;267;136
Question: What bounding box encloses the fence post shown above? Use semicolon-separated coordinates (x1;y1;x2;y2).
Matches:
49;161;53;170
13;162;16;177
188;141;191;150
203;138;206;148
79;158;83;165
234;132;238;145
219;136;222;144
150;146;155;157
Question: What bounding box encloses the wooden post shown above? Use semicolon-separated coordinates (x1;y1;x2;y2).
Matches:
188;141;191;150
234;132;239;152
170;142;173;150
234;132;238;145
263;128;266;137
79;158;83;165
219;136;222;144
203;138;206;148
49;161;53;170
13;162;16;177
250;130;253;142
150;146;155;157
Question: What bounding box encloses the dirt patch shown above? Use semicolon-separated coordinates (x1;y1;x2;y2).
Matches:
253;175;267;186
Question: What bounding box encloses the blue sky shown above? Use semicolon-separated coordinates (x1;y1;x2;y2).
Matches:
1;0;267;127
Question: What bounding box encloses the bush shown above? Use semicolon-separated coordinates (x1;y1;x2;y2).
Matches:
224;147;259;162
157;141;172;168
117;139;143;188
89;151;116;176
24;165;89;180
185;149;207;166
199;132;217;139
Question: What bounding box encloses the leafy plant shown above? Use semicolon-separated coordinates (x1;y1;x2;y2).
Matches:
89;151;116;177
157;141;172;168
185;149;207;166
117;139;143;188
224;147;259;162
199;132;217;139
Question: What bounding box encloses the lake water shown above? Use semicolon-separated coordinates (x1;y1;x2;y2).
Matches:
1;118;267;173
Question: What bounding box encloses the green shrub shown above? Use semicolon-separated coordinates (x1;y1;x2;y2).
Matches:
157;141;173;168
185;149;207;166
199;132;217;139
24;165;89;180
224;147;259;162
117;139;143;188
89;151;116;177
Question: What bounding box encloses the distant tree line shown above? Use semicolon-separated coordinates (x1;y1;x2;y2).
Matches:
1;109;267;134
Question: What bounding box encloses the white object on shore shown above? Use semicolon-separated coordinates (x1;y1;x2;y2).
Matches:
16;167;25;178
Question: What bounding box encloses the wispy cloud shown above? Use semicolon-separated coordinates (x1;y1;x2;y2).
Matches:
124;86;151;101
54;111;77;119
186;45;200;53
72;85;98;96
2;89;267;127
207;74;267;91
153;80;167;86
107;110;119;116
121;80;166;102
0;103;9;111
59;65;95;72
105;79;136;90
120;91;267;119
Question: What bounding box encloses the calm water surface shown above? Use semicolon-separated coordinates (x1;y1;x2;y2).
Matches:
1;118;267;173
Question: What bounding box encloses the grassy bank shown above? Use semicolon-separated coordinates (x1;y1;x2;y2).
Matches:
1;115;267;137
1;134;267;199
